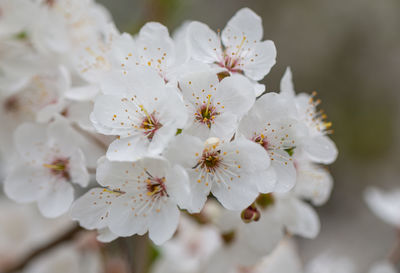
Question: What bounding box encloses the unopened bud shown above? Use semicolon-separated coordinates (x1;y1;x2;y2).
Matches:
217;71;230;81
241;204;261;223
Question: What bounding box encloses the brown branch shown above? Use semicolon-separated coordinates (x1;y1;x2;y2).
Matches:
388;228;400;265
3;225;83;273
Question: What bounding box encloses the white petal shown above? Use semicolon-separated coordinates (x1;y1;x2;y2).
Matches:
148;201;180;245
70;188;112;230
4;164;50;203
38;180;74;218
165;134;204;169
187;21;222;63
208;112;238;140
69;149;90;187
233;208;284;266
165;164;191;210
364;187;400;228
215;74;255;117
106;136;150;162
179;70;219;105
96;157;141;189
186;171;212;213
108;195;150;237
222;8;263;47
211;171;259;211
242;40;277;81
302;135;338;164
14;123;47;161
132;22;175;71
277;196;320;238
280;67;296;97
99;66;165;97
294;161;333;206
91;94;140;136
97;228;119;243
271;151;297;193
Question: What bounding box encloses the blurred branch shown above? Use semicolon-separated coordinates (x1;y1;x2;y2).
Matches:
388;228;400;265
3;225;83;273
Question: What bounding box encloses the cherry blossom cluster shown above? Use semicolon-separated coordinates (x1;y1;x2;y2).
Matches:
0;0;342;270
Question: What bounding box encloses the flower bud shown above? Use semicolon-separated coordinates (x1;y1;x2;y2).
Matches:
241;204;261;223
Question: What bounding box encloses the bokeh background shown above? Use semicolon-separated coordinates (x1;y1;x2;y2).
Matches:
96;0;400;270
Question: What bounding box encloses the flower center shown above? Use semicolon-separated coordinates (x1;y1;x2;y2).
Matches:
146;176;168;198
253;134;268;151
4;96;19;113
140;112;162;141
43;158;70;180
194;95;219;128
218;36;247;73
199;150;221;173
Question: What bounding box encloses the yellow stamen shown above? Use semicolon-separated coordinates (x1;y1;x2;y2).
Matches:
139;104;153;125
43;163;65;171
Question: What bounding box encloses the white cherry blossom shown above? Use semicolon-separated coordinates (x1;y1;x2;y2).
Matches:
4;120;90;218
91;66;187;161
187;8;276;95
71;156;190;245
239;92;299;192
280;67;338;164
165;135;272;212
178;71;255;140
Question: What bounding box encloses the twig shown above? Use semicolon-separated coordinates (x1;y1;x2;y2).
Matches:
388;228;400;265
3;225;83;273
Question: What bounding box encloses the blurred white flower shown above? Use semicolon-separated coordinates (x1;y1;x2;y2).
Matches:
4;120;90;217
364;187;400;228
71;156;190;245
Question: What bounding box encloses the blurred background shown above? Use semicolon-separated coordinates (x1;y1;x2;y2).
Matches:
95;0;400;270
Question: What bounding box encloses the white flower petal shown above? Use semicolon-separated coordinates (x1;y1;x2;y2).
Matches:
187;21;222;64
148;201;180;245
215;74;255;116
165;164;191;210
242;40;277;81
280;67;296;97
294;161;333;206
106;136;150;162
4;164;50;203
14;123;47;162
69;149;90;187
38;180;74;218
97;228;119;243
277;196;320;238
70;188;113;230
302;135;338;164
222;8;263;47
364;187;400;228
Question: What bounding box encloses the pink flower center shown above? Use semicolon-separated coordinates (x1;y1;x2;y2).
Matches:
146;176;168;198
140;113;162;141
194;104;219;128
43;158;70;180
253;135;269;151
